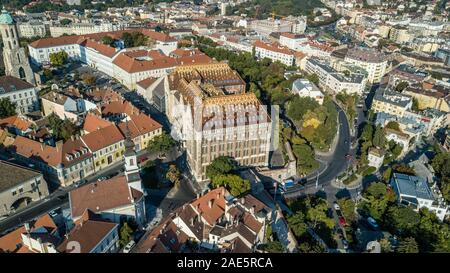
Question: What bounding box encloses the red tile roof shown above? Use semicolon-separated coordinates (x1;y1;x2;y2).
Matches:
80;124;124;152
82;113;113;133
0;116;32;132
117;113;162;139
191;188;226;226
69;175;142;220
254;40;294;56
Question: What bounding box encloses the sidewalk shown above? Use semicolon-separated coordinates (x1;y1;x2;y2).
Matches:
330;175;362;190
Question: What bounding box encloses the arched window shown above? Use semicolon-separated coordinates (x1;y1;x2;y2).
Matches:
9;28;14;38
4;29;8;38
17;53;20;63
8;41;11;50
129;158;134;166
19;67;25;79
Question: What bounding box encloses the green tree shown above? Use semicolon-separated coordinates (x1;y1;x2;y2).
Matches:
361;123;374;142
397;237;419;253
395;81;409;92
48;113;79;141
262;241;284;253
205;156;236;180
380;238;393;253
366;182;388;198
146;131;176;156
121;32;148;48
336;198;356;223
60;18;72;26
101;35;115;46
166;164;181;187
385;121;400;131
386;206;420;233
411;98;420;112
49;51;68;66
372;125;386;148
0;98;17;118
306;73;319;85
119;222;133;248
307;198;335;229
287;211;308;238
211;174;250;197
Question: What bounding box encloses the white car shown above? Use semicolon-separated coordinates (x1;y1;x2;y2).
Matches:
123;240;136;253
333;203;341;211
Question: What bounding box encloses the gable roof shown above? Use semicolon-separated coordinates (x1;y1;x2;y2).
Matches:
80;124;124;152
69;175;142;219
191;188;226;226
82;113;113;133
117;113;162;139
0;115;33;131
0;214;57;253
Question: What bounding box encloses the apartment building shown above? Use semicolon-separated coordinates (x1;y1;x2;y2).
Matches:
403;85;450;113
304;58;367;95
344;47;388;84
17;20;47;38
391;173;449;221
0;76;39;115
254;40;295;66
10;136;95;187
372;88;412;118
134;187;272;253
279;32;308;51
165;63;272;182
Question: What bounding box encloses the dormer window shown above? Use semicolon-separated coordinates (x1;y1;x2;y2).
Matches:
66;154;73;161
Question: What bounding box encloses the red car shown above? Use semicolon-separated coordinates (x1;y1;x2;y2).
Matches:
339;216;347;226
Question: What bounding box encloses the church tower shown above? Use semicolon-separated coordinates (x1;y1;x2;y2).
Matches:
0;9;35;84
123;121;144;194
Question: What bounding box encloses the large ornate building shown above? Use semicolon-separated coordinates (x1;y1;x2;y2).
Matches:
165;63;274;183
0;9;34;85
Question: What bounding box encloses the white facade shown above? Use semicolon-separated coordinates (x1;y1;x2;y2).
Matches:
279;34;308;51
29;44;82;65
17;21;47;38
344;54;387;84
254;42;294;66
0;82;38;114
367;149;384;169
291;78;324;105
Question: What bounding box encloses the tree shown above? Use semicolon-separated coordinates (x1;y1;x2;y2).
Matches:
306;198;335;229
372;125;386;148
379;238;393;253
411;98;420;112
385;121;400;131
210;174;250;197
287;211;308;238
397;237;419;253
146;132;176;156
49;51;68;66
166;164;181;187
336;198;356;223
386;206;420;233
395;81;409;92
205;156;236;180
361;123;374;142
101;35;115;46
121;32;148;48
81;73;96;85
60;18;72;26
119;222;133;248
306;73;319;85
48;113;79;141
262;241;284;253
0;98;16;118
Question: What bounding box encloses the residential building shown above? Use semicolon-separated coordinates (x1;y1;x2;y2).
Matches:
0;214;60;253
304;57;367;95
344;47;388;84
254;40;295;66
10;136;95;187
165;63;272;182
291;78;324;105
134;187;272;253
17;20;47;38
117;113;163;152
367;148;384;169
250;18;294;36
279;32;308;51
80;124;125;171
58;210;119;253
0;161;49;217
41;91;97;122
69;136;146;227
0;76;39;114
390;173;449;221
403;85;450;113
372;88;412;118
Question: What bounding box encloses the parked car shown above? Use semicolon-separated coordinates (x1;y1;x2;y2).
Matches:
367;217;379;230
342;239;349;250
333;202;341;211
123;240;136;253
339;216;347;226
